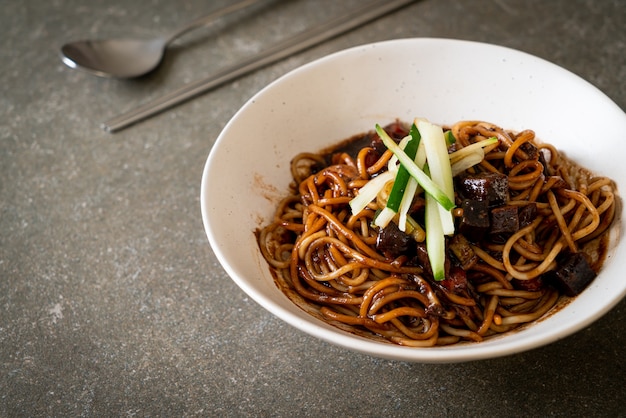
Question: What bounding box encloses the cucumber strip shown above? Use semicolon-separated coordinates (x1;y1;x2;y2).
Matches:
376;124;455;211
424;167;446;281
349;170;395;215
437;197;455;235
387;135;411;171
451;148;484;176
417;120;455;235
385;127;420;212
389;124;422;231
397;176;419;231
398;127;426;231
373;206;397;228
448;136;498;163
415;140;427;169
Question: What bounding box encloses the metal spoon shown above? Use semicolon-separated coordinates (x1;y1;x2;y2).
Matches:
60;0;259;79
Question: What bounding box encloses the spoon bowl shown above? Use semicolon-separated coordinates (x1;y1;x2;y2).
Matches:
60;0;259;79
61;38;167;79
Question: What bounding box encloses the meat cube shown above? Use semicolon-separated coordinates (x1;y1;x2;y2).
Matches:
448;234;477;270
512;276;545;292
376;221;410;257
409;195;426;214
370;121;409;153
440;266;469;293
490;205;519;235
414;242;450;280
518;202;537;228
546;176;568;190
545;252;597;296
414;243;432;278
457;172;509;206
458;199;490;242
369;132;387;155
385;120;410;140
520;141;538;160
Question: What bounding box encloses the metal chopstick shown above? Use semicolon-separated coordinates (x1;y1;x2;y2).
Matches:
102;0;417;133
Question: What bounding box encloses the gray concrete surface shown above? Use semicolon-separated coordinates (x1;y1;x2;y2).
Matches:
2;0;625;416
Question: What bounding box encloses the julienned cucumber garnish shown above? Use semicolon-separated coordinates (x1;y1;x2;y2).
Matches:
374;124;421;230
375;124;455;211
397;124;427;232
348;119;497;281
385;124;421;212
423;164;446;281
417;119;456;236
348;170;395;215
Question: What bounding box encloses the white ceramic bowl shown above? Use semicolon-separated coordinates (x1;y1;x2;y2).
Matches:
201;38;625;363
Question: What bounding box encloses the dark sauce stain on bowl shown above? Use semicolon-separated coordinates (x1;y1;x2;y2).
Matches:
253;172;283;204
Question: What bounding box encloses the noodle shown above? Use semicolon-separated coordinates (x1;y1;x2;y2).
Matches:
257;120;617;346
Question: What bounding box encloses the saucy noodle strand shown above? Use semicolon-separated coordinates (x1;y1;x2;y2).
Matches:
258;120;616;346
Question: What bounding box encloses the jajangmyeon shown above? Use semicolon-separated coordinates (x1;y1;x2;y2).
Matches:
257;119;617;346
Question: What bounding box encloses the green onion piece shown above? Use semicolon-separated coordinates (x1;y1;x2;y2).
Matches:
376;124;455;211
444;130;457;146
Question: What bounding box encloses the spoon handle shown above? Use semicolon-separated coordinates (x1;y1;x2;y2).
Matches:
165;0;261;44
103;0;417;133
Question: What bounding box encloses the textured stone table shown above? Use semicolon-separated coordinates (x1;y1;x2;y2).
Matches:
2;0;624;416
